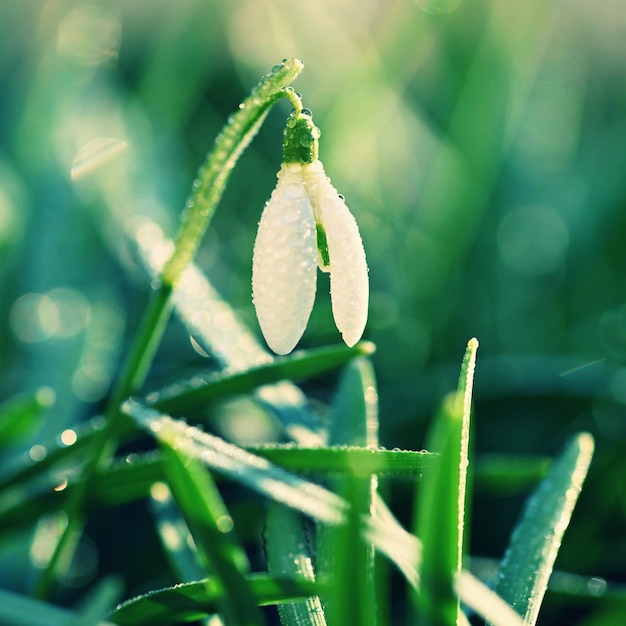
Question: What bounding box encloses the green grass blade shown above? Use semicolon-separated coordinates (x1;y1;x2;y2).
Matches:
1;443;433;542
149;482;207;582
365;493;421;589
264;503;327;626
158;436;263;626
110;574;322;626
147;341;375;415
318;358;379;626
327;357;379;448
490;432;595;625
247;444;436;477
413;338;478;625
123;400;347;525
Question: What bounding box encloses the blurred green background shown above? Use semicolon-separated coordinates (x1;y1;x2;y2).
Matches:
1;0;626;623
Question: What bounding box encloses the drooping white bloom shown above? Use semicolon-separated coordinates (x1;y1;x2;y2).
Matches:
252;160;368;355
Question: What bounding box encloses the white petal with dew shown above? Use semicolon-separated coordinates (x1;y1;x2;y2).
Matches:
304;162;369;347
252;163;317;354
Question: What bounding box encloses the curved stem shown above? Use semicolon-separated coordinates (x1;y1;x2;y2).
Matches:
162;59;304;287
34;58;305;598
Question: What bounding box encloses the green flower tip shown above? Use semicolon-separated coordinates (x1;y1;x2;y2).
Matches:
282;109;321;164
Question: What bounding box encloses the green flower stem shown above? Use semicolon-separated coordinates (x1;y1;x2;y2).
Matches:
34;58;305;598
162;58;304;287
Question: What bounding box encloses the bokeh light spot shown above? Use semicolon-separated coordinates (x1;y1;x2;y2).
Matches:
60;429;78;446
10;293;60;343
57;5;122;65
29;445;47;462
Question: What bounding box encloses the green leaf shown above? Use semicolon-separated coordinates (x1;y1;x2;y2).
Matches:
490;432;594;625
413;338;478;626
147;341;375;415
149;482;207;583
110;574;323;625
157;438;262;626
248;444;436;477
318;358;379;626
123;400;347;525
264;503;327;626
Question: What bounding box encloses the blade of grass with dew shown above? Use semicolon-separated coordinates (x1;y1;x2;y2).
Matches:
413;338;478;625
123;399;435;603
146;341;375;415
359;508;526;626
0;437;434;537
157;433;264;626
488;432;594;626
265;502;327;626
248;444;436;477
0;332;367;505
0;388;55;448
123;399;346;525
110;574;323;626
317;357;379;626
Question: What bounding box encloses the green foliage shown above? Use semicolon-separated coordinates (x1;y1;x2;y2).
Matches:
413;339;477;625
490;433;594;625
0;2;623;625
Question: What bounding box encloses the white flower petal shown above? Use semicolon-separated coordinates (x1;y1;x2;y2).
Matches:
252;164;318;354
304;162;369;347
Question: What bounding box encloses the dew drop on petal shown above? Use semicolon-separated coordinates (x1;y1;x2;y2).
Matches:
313;163;369;346
252;165;318;354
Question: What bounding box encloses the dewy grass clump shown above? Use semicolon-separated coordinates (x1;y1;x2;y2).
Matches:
252;106;369;354
0;58;604;626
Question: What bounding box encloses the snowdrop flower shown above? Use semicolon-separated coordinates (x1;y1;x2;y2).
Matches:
252;109;368;355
